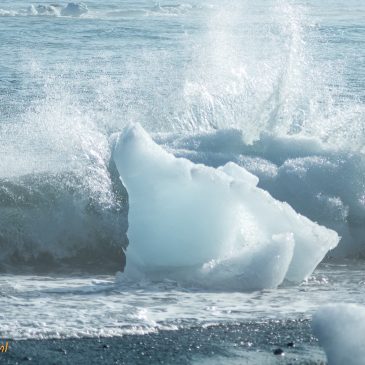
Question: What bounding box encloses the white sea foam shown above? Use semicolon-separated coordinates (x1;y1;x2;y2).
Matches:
312;304;365;365
113;123;339;290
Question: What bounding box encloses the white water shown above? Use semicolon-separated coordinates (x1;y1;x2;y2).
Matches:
313;304;365;365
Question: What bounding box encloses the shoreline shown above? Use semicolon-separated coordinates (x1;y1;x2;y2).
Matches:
1;320;326;364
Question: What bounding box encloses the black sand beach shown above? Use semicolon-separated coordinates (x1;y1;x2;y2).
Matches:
1;320;326;365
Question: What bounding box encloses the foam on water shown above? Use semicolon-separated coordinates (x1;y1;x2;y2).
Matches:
0;262;364;340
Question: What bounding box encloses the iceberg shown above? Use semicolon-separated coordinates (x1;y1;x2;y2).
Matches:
312;304;365;365
113;123;339;290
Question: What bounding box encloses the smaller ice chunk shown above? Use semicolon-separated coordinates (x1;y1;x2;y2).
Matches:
312;304;365;365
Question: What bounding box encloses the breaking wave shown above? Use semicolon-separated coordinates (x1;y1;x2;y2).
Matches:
0;2;88;18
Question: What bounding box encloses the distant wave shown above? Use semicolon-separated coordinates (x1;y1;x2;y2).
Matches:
104;3;198;19
0;2;88;18
0;0;363;275
0;2;200;19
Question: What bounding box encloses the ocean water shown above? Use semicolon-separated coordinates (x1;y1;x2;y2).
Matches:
0;0;364;363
